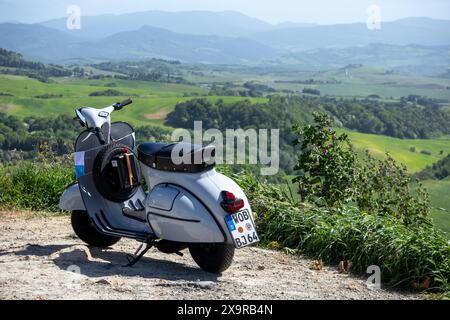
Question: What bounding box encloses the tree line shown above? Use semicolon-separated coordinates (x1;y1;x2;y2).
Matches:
319;95;450;139
0;112;172;164
165;96;300;174
0;48;71;82
91;60;188;84
165;95;450;173
167;94;450;140
416;153;450;180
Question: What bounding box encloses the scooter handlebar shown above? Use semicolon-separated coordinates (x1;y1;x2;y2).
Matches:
113;98;133;110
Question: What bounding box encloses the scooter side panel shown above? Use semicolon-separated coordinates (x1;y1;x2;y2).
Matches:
146;185;180;211
146;184;224;243
141;166;254;245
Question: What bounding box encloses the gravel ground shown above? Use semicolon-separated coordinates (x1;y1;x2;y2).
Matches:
0;211;420;300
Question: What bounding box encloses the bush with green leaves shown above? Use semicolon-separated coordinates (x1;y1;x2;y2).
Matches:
292;112;358;207
293;112;431;227
356;152;431;227
0;157;74;212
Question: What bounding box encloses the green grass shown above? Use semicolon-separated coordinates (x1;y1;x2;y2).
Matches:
0;160;74;212
0;75;267;127
337;129;450;173
421;178;450;237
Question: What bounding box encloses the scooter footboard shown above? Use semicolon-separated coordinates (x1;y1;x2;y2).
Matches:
146;184;228;244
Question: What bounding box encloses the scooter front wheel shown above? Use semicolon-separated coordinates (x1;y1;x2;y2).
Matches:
71;210;121;247
189;243;235;273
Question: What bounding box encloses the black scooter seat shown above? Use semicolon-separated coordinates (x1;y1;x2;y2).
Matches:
137;142;215;173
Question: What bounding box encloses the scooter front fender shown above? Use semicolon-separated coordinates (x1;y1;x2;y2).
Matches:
59;183;85;211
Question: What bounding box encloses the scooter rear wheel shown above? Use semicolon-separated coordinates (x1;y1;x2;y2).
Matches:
71;210;121;247
189;243;234;273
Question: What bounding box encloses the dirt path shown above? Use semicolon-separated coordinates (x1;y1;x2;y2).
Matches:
0;212;420;300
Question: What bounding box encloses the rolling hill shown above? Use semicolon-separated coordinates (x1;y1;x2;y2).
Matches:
339;129;450;173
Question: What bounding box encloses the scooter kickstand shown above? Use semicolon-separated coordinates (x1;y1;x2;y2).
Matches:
125;241;153;267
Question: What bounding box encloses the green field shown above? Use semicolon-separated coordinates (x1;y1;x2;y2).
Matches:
421;179;450;237
0;75;267;127
338;129;450;173
149;63;450;101
202;65;450;101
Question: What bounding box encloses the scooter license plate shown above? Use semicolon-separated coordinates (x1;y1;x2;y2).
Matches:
225;209;259;248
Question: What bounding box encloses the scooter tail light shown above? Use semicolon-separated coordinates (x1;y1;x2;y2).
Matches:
220;191;245;214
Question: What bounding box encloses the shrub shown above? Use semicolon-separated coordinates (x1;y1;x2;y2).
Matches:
89;89;124;96
416;153;450;180
0;158;74;212
34;93;63;99
292;112;431;227
356;152;431;227
292;112;358;206
302;88;321;95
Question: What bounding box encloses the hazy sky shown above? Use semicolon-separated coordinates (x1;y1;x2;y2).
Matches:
1;0;449;24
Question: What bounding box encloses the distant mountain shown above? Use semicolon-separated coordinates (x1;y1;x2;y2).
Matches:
250;17;450;51
1;15;450;68
0;23;82;59
86;26;277;64
40;10;274;39
274;43;450;74
0;23;276;64
273;22;318;29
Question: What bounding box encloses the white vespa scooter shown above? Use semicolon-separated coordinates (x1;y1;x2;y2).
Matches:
59;98;259;273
